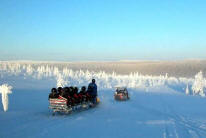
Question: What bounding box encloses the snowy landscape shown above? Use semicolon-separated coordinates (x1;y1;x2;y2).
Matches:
1;61;206;138
1;0;206;137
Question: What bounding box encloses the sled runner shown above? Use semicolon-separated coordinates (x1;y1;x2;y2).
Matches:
49;96;100;115
114;87;130;101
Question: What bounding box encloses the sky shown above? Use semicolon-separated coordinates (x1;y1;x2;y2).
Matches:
0;0;206;61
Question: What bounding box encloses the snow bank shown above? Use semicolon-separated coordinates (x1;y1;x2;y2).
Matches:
0;84;12;112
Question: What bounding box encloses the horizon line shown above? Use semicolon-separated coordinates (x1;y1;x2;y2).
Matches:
0;58;206;63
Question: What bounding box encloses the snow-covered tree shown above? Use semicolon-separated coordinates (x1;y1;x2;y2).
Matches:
56;74;68;87
192;71;205;97
185;84;190;95
0;84;13;112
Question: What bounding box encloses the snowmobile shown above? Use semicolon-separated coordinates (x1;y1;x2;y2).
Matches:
114;87;130;101
49;96;100;115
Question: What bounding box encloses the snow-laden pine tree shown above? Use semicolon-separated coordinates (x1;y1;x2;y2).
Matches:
0;84;12;112
56;74;68;88
185;84;190;95
192;71;205;97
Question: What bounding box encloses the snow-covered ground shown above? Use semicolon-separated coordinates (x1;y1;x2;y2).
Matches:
0;62;206;138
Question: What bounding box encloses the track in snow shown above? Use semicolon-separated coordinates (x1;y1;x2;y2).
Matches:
1;88;206;138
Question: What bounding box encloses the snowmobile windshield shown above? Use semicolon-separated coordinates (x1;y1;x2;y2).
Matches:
116;87;127;91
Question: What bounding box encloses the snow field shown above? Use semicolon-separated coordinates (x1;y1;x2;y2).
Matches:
0;62;206;138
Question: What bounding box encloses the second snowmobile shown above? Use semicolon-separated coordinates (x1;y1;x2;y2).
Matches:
114;87;130;101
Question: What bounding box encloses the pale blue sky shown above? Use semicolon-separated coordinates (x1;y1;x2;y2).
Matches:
0;0;206;61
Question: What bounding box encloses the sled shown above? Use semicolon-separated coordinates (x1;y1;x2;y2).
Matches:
114;87;130;101
49;96;100;115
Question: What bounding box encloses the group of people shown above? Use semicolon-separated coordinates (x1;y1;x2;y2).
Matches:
49;79;98;106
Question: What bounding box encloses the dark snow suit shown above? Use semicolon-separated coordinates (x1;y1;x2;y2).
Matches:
88;82;97;104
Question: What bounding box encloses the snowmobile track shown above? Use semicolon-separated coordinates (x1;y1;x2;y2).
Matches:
160;96;206;138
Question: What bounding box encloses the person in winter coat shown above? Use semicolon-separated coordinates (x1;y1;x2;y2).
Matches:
48;88;58;99
69;87;80;105
63;87;69;97
57;87;63;96
74;87;83;104
68;86;76;106
63;87;73;107
79;86;89;102
69;86;74;96
87;79;97;104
